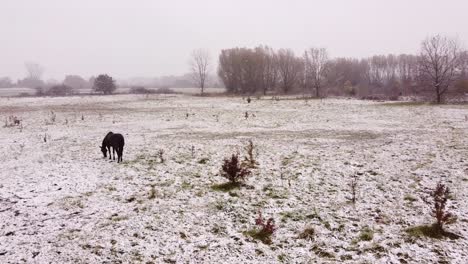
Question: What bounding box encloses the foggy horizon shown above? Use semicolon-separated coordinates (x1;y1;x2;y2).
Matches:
1;0;467;81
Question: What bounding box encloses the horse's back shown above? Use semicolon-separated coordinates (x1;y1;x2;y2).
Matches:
110;133;125;147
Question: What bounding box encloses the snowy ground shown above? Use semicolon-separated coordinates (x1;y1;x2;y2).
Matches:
0;94;467;263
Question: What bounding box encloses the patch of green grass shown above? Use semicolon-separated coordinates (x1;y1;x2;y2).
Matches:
213;200;225;211
405;224;460;239
312;245;335;259
277;254;288;262
181;181;192;190
340;254;353;261
406;224;442;239
244;229;273;245
404;194;418;202
198;158;209;164
359;227;374;241
109;214;129;222
211;182;241;192
280;211;304;222
264;185;288;199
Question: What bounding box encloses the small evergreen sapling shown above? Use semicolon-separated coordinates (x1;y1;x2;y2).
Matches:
243;139;258;168
221;154;251;184
431;182;455;232
349;173;359;204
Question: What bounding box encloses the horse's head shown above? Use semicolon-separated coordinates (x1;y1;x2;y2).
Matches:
100;145;107;157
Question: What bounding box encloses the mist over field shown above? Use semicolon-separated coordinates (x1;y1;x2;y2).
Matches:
1;1;467;263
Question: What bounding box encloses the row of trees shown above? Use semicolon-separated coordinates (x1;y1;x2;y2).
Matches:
213;35;467;103
0;61;117;95
34;74;115;96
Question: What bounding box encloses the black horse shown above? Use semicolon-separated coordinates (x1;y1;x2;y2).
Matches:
100;132;125;163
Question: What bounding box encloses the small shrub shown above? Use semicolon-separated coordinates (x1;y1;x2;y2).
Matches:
47;84;74;96
245;211;277;244
157;149;165;163
4;116;20;127
220;154;251;184
130;86;152;94
35;87;45;96
349;173;359;204
429;182;456;232
243;139;258;168
154;87;177;94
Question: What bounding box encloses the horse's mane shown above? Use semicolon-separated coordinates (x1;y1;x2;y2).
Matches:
102;132;114;146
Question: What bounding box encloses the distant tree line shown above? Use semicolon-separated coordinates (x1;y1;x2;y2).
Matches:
217;35;468;103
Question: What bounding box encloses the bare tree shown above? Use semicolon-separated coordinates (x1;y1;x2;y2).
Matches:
24;62;45;80
419;35;463;103
304;48;329;97
277;49;302;94
257;46;278;95
190;49;210;95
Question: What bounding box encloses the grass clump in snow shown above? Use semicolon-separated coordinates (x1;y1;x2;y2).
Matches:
359;227;374;241
405;224;461;239
211;182;241;192
298;227;315;240
406;224;444;239
404;194;418;202
311;245;335;259
280;210;305;222
242;139;258;168
198;157;209;164
277;254;288;262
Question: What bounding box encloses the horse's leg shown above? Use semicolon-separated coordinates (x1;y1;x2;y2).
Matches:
116;147;119;163
113;147;116;160
108;146;112;159
119;147;123;162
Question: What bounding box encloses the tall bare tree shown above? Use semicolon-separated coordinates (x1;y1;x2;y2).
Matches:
419;35;462;103
277;49;302;94
24;62;44;80
190;49;210;95
304;48;329;97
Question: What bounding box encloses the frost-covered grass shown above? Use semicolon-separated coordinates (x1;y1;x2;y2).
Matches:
0;94;467;263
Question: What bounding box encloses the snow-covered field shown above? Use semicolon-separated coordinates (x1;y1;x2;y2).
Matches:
0;94;467;263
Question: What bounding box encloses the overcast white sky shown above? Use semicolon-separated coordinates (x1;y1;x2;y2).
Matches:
0;0;467;81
